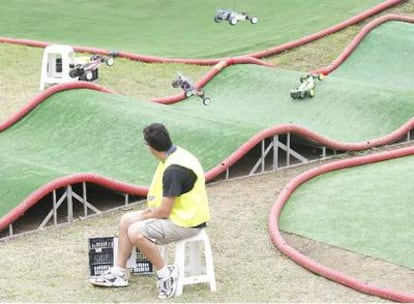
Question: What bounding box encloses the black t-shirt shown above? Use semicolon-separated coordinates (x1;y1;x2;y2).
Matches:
162;164;197;197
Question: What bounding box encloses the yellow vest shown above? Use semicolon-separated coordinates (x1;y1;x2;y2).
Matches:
147;146;210;227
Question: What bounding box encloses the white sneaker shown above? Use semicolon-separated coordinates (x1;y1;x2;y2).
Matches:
90;267;128;287
157;265;179;299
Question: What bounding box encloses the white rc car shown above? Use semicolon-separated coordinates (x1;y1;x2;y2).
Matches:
290;74;324;100
69;53;116;82
172;73;211;106
214;9;258;26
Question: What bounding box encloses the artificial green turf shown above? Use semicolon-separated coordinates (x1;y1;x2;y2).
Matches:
332;21;414;89
0;0;385;58
277;22;414;269
279;155;414;269
0;20;413;221
0;4;413;277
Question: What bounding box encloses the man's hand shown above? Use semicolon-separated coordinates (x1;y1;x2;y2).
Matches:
143;197;175;220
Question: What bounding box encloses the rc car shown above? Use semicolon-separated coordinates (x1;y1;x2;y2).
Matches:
214;9;258;26
172;73;211;106
290;73;324;100
69;53;116;81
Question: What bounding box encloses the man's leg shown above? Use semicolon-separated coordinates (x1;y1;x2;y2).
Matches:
89;210;145;287
127;221;165;270
128;219;201;299
127;220;179;299
116;210;146;267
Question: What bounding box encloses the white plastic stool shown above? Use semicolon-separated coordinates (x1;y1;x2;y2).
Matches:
39;44;77;90
159;229;217;297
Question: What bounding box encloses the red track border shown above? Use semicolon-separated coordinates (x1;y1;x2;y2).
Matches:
151;56;274;104
1;14;414;237
268;145;414;302
313;14;414;75
0;82;115;131
0;4;414;300
0;0;403;65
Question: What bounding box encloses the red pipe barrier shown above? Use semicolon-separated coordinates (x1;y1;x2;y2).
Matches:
1;83;413;230
0;7;413;290
0;0;403;65
0;173;148;231
0;82;115;132
151;56;274;104
204;121;414;181
312;14;414;75
245;0;403;60
268;145;414;302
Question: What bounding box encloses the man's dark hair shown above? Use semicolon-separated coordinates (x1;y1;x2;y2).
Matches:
143;123;173;152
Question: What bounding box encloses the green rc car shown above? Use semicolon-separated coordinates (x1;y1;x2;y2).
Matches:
290;73;324;100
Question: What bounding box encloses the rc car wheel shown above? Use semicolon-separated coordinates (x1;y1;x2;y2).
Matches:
171;79;180;88
85;71;94;81
229;18;238;26
185;90;193;98
309;89;315;97
214;16;222;23
69;69;79;78
106;57;114;66
250;16;258;24
290;91;298;99
300;75;307;83
202;97;211;106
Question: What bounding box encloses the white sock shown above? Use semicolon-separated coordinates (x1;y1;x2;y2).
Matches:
156;265;169;279
113;265;126;275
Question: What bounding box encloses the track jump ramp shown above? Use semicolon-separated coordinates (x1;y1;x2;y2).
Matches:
265;17;414;303
0;0;402;63
0;16;414;232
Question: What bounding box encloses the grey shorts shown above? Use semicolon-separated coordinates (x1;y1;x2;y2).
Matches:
136;218;202;245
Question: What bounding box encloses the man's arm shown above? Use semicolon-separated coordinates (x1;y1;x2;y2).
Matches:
142;196;175;220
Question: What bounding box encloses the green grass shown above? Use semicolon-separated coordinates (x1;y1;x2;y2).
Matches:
0;1;413;302
0;0;387;58
280;155;414;269
1;2;412;123
3;20;414;220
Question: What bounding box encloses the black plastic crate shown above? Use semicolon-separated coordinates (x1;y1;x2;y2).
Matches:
89;237;114;250
89;247;114;265
90;263;112;277
135;249;149;261
130;249;153;274
88;237;154;276
130;261;153;274
88;237;115;276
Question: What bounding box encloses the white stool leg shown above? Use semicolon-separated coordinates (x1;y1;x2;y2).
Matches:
39;51;49;90
174;241;186;297
203;235;217;291
188;241;203;275
164;229;216;297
